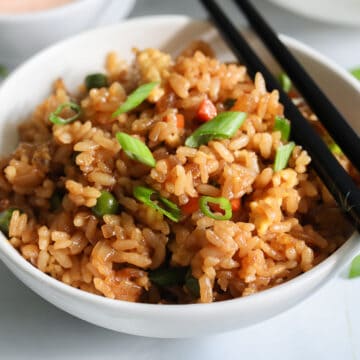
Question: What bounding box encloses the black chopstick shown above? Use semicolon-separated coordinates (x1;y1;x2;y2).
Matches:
199;0;360;231
234;0;360;173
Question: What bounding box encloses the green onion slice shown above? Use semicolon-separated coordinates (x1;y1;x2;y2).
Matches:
185;269;200;297
278;72;292;93
274;116;291;141
85;73;108;90
185;111;247;148
149;267;188;287
199;196;232;221
112;81;159;117
133;186;181;222
350;67;360;81
116;132;156;167
349;254;360;278
273;142;295;172
0;208;17;236
0;65;8;78
328;142;342;155
49;102;81;125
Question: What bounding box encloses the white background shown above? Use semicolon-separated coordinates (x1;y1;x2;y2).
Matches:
1;0;360;359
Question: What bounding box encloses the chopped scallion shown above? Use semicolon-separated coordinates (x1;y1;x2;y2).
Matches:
273;142;295;172
85;73;108;90
112;81;159;117
349;255;360;278
199;196;232;221
149;267;188;287
0;65;8;78
49;102;81;125
133;186;181;222
329;142;342;155
278;72;292;93
185;111;246;148
350;67;360;81
274;116;291;141
116;132;156;167
185;269;200;297
0;208;17;236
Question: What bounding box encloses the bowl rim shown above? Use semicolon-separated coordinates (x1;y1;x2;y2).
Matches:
0;14;360;315
0;0;105;22
267;0;360;27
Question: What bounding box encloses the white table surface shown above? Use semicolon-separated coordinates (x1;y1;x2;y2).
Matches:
1;1;360;359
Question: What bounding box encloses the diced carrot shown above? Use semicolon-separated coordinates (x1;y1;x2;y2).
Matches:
230;198;241;212
163;113;185;129
197;98;217;122
181;197;199;215
176;113;185;129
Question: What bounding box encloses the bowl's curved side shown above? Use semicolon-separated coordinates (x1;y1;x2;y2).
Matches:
0;16;359;338
268;0;360;27
0;232;358;338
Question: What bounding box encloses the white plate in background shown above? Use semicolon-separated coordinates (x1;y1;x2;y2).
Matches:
268;0;360;27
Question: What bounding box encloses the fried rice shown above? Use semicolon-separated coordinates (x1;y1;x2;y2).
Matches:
0;41;355;304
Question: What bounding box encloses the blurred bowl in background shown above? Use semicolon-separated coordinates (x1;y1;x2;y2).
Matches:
0;0;135;69
267;0;360;27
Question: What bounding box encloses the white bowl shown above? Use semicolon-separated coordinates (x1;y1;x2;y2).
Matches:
0;0;135;68
268;0;360;27
0;15;359;338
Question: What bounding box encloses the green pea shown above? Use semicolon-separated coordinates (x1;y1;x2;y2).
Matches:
85;73;108;91
185;269;200;298
0;208;17;236
92;191;119;217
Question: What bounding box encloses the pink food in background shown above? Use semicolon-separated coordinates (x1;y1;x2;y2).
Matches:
0;0;75;13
